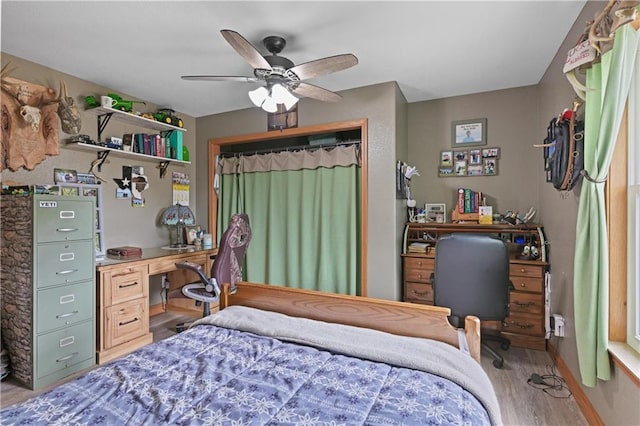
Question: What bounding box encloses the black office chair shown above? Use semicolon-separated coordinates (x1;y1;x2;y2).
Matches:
432;233;512;368
174;214;251;330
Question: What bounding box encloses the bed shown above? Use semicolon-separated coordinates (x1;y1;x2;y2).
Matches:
1;282;502;425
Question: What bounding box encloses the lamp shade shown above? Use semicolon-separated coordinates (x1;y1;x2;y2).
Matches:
248;86;269;107
271;83;299;110
161;203;195;226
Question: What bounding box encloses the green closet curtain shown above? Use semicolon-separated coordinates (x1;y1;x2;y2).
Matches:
216;146;361;295
574;23;639;387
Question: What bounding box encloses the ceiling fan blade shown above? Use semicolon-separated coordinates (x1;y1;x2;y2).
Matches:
290;82;342;102
220;29;272;70
181;75;259;83
288;54;358;80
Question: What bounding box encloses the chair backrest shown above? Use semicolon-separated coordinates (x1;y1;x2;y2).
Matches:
433;233;510;323
211;213;252;293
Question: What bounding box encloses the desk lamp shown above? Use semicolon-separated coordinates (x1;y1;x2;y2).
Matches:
161;203;195;248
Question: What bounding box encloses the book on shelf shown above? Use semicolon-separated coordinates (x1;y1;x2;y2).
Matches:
408;242;431;253
457;188;483;213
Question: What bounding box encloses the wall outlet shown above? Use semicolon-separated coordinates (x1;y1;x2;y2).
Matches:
552;314;565;337
161;275;169;289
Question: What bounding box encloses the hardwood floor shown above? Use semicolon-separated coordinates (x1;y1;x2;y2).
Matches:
1;312;587;425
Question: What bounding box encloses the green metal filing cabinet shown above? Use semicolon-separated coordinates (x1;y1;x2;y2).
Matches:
0;194;96;389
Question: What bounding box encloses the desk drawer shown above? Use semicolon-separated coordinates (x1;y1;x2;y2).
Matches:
404;282;433;304
37;281;94;333
510;276;543;293
36;321;94;379
509;291;543;315
104;266;147;305
503;312;544;336
149;253;208;275
36;241;94;288
510;264;544;278
105;298;149;347
404;257;434;271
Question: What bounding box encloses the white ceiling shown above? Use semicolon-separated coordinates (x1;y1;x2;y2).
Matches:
1;1;587;118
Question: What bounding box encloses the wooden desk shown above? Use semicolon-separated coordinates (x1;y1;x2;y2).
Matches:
95;247;217;364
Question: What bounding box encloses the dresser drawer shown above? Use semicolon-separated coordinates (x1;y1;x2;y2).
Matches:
37;281;94;333
104;266;147;306
105;298;149;347
34;198;94;243
510;263;544;278
404;282;433;304
509;291;544;315
404;257;434;271
36;241;95;288
510;276;543;293
36;321;94;379
503;312;544;336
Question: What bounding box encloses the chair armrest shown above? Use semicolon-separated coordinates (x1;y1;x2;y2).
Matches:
175;261;209;286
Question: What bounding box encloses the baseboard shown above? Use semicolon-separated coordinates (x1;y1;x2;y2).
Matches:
149;303;165;317
548;342;604;426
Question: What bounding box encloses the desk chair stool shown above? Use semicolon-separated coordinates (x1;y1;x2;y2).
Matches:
432;233;513;368
174;213;251;332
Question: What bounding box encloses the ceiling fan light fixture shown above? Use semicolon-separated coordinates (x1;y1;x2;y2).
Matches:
271;83;299;110
261;95;278;113
248;86;269;107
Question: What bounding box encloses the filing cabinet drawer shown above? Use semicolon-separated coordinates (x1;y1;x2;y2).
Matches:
510;276;543;293
510;263;544;279
36;321;94;379
34;198;94;243
36;241;94;288
37;281;94;333
404;282;433;304
105;298;149;347
104;266;147;305
509;291;544;315
503;312;544;336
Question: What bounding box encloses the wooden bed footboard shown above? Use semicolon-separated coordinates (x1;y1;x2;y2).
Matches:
220;282;481;363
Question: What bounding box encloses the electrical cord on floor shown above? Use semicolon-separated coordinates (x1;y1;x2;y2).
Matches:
527;335;572;398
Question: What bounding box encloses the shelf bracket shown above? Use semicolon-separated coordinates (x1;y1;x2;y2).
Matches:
158;161;170;178
94;150;111;172
97;113;114;142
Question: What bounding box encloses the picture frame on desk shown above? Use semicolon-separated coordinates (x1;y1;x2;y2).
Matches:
184;225;201;245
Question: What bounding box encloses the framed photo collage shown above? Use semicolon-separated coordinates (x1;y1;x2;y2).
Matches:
439;147;500;177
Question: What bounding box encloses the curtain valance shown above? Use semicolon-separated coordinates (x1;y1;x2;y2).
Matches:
218;145;360;174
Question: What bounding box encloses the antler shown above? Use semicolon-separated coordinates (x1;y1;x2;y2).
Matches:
588;0;617;54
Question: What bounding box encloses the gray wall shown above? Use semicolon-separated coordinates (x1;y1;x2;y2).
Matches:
537;2;640;425
195;82;402;300
407;85;541;216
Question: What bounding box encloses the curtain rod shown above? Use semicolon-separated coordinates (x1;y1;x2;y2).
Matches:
219;139;361;158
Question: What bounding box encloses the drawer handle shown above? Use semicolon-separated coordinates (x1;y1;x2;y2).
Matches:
412;290;429;296
56;269;78;275
513;301;535;308
119;317;139;326
56;227;78;232
59;336;75;347
119;282;138;289
519;282;527;288
56;310;79;319
59;211;76;219
520;268;526;273
507;321;534;329
56;352;79;363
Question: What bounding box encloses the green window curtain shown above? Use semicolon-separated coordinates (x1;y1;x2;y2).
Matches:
216;146;361;295
574;23;640;387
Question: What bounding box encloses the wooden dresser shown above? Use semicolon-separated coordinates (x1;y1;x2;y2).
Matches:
402;222;548;350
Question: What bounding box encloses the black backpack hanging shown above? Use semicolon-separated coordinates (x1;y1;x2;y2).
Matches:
544;107;584;191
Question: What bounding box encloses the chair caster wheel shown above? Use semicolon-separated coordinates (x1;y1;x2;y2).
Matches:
493;359;504;369
501;342;510;351
176;323;187;333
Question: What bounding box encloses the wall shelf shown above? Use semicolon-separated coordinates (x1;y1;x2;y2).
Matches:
88;106;187;140
67;142;189;178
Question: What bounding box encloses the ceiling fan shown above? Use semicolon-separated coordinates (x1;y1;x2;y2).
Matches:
181;29;358;112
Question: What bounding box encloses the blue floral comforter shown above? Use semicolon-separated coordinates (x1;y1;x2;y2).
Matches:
1;308;496;425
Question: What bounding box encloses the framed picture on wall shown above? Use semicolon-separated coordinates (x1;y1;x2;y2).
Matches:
452;118;487;147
